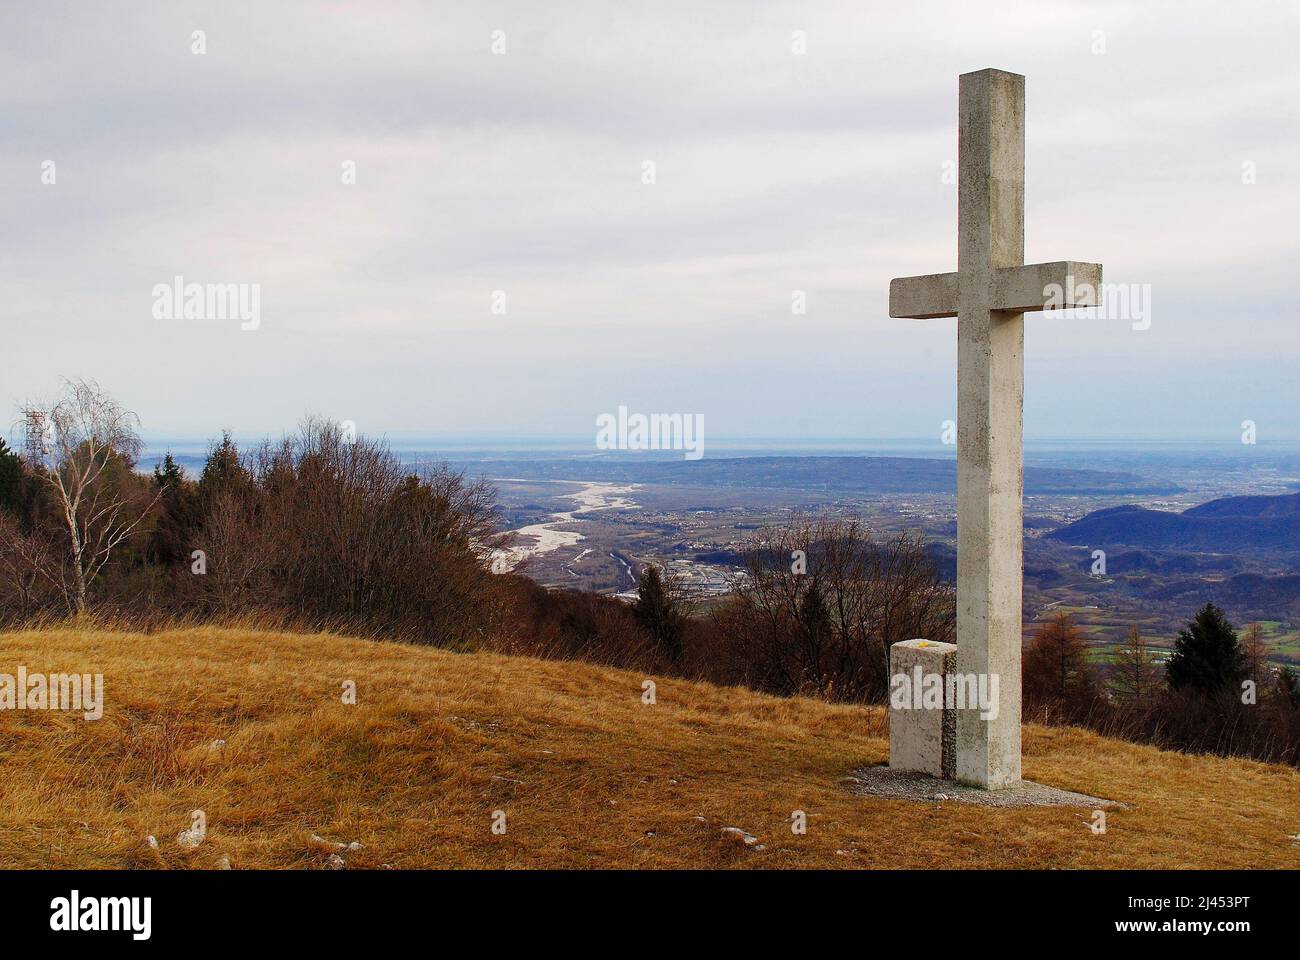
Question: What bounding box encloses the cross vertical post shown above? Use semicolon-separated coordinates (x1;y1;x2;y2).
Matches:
955;68;1024;789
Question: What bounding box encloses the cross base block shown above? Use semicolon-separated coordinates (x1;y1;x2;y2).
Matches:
889;639;958;779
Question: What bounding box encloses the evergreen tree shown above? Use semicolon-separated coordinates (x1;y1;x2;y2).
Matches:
798;580;833;647
1166;602;1247;696
149;450;202;566
1109;624;1160;702
0;438;22;515
153;451;184;490
198;431;251;502
795;580;836;695
632;565;684;662
1275;666;1300;710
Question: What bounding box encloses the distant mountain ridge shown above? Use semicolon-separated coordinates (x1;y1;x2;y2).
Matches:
1048;491;1300;551
466;455;1180;496
1183;491;1300;518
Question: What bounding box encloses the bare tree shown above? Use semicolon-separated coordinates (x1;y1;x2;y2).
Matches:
1241;621;1269;689
1108;624;1161;703
24;379;161;614
193;488;277;614
715;518;955;702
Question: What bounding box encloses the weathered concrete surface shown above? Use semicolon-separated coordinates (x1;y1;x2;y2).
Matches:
955;67;1025;790
888;271;959;319
887;69;1105;789
890;260;1101;319
992;261;1102;313
888;639;958;779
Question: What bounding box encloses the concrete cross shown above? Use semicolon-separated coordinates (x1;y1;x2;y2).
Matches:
889;69;1102;789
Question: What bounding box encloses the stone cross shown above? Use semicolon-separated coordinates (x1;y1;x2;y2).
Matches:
888;69;1102;788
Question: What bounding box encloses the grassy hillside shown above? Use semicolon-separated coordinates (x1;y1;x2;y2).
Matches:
1;625;1297;869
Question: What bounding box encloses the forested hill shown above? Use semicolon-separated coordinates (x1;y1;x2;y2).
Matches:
1048;491;1300;550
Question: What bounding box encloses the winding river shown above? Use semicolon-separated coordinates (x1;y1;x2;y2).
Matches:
492;480;639;572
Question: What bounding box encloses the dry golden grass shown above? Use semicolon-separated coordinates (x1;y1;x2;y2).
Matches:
1;624;1297;869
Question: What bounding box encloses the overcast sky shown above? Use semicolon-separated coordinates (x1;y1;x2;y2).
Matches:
3;1;1298;445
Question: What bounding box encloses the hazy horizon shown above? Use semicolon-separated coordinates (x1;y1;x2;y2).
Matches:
134;432;1300;447
132;432;1300;465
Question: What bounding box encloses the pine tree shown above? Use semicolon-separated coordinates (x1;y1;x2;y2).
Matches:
1166;602;1248;696
1109;624;1160;702
632;565;684;661
0;438;22;514
149;450;202;566
1275;666;1300;710
153;451;184;490
795;580;834;693
198;431;251;501
798;580;833;647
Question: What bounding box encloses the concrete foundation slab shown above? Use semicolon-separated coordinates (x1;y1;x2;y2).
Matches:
849;764;1121;809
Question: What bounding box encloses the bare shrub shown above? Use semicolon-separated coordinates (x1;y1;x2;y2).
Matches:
190;418;508;646
0;513;62;620
494;575;656;669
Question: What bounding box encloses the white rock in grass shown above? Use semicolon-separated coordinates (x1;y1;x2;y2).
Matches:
721;827;761;847
311;833;360;852
176;827;203;849
326;854;346;870
215;856;231;870
146;836;159;850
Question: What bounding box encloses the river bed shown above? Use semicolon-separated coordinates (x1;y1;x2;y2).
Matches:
492;480;639;572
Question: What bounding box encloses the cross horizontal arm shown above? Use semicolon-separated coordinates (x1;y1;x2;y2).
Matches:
993;261;1103;313
889;260;1103;319
889;272;958;319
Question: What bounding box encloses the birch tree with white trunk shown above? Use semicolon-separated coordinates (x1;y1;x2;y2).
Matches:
24;379;161;615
